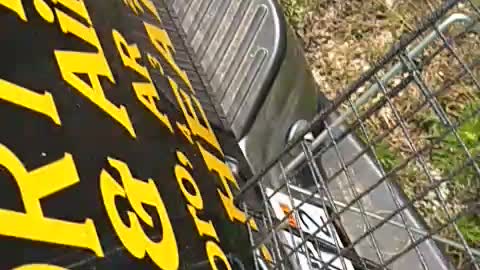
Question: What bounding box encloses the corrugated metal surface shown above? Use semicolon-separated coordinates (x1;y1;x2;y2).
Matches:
151;0;227;129
166;0;285;138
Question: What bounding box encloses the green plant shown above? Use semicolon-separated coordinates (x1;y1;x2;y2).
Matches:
356;131;401;173
279;0;310;28
375;141;400;173
425;102;480;255
457;216;480;248
428;103;480;185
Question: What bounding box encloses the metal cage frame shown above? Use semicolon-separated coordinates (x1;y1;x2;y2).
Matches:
235;0;480;269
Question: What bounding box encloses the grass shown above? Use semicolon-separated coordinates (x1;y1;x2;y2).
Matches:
428;102;480;186
375;141;400;173
427;102;480;253
458;216;480;249
278;0;480;267
426;102;480;250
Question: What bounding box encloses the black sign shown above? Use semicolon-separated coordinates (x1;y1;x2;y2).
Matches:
0;0;263;269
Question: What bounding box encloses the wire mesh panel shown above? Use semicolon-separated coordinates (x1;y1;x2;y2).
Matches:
235;0;480;269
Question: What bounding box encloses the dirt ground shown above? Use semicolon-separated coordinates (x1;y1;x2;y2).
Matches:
279;0;480;268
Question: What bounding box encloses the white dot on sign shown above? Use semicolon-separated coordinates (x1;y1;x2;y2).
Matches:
34;0;55;23
41;152;47;157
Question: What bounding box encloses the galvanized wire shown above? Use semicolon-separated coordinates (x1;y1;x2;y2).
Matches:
239;0;480;269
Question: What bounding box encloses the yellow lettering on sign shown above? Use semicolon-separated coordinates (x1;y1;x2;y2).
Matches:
0;0;27;21
54;8;98;48
100;158;179;270
0;0;91;24
112;30;149;79
33;0;54;23
187;205;219;241
206;241;232;270
144;22;194;92
55;50;136;138
53;0;91;24
112;30;173;133
133;82;175;132
123;0;161;23
53;1;136;138
147;53;164;76
177;122;194;144
13;264;68;270
175;151;219;241
198;144;258;230
0;145;103;256
169;78;223;154
175;151;202;209
0;79;61;125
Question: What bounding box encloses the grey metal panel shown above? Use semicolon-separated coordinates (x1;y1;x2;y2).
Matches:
168;0;285;138
321;129;451;270
153;0;227;128
242;27;318;177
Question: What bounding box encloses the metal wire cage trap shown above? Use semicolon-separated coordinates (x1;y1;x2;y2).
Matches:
234;0;480;269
